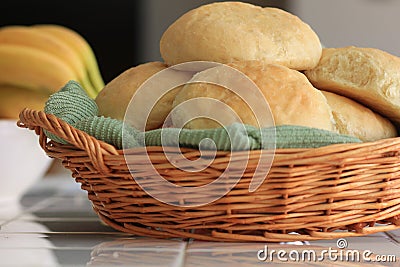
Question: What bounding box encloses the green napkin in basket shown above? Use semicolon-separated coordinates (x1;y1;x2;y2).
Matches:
44;81;362;150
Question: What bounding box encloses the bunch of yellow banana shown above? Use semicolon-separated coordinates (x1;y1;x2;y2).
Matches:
0;24;104;119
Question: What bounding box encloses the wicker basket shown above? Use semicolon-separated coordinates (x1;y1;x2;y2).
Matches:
18;108;400;242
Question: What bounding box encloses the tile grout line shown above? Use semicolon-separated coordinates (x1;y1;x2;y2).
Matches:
8;189;89;225
0;194;59;228
19;195;62;214
384;231;400;244
174;241;188;267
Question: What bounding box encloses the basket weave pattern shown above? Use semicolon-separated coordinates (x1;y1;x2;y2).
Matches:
18;109;400;242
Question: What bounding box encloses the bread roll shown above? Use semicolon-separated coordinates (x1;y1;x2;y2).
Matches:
305;46;400;125
172;61;334;131
160;2;322;70
95;62;178;131
321;91;397;141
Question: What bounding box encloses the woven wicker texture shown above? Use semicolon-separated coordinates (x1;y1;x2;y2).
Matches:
18;108;400;242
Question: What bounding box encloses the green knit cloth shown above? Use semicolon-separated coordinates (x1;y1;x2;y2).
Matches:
44;81;362;150
44;80;98;144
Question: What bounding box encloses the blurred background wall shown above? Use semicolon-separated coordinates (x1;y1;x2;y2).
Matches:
288;0;400;57
1;0;399;84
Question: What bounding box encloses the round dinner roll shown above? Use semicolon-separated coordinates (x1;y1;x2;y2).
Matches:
160;2;322;70
305;46;400;125
96;62;178;131
321;91;397;142
172;61;334;131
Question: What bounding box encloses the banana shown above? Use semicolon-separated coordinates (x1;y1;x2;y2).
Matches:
33;24;105;93
0;44;77;93
0;25;97;98
0;84;50;119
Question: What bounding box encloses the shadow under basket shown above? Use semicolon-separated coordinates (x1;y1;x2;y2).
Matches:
18;109;400;242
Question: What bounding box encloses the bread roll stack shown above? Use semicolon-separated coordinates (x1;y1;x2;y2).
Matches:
159;2;337;131
305;47;400;128
172;61;334;131
95;1;399;142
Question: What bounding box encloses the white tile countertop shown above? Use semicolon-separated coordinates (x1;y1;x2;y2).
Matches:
1;161;400;267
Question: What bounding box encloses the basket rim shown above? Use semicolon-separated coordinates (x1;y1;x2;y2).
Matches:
17;108;400;156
